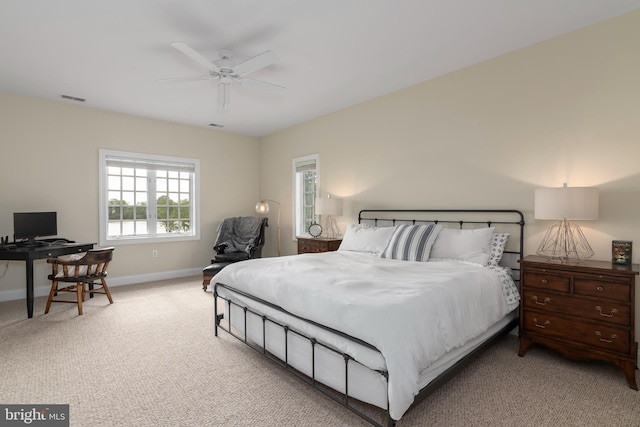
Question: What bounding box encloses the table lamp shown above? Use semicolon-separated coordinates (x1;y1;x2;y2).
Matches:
534;184;599;263
315;195;343;239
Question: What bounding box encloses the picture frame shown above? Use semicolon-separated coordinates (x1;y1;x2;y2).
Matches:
612;240;632;265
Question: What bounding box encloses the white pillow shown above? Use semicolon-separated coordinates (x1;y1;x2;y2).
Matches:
54;252;90;277
429;227;495;265
338;224;395;255
56;253;86;262
380;224;442;262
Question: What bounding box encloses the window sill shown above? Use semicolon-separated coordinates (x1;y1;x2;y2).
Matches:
100;234;199;246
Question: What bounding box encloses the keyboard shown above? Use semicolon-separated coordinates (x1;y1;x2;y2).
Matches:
39;238;74;244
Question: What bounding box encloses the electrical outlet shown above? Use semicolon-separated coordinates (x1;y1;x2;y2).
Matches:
152;250;158;257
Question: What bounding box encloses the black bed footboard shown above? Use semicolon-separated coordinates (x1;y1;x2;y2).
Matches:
214;282;393;426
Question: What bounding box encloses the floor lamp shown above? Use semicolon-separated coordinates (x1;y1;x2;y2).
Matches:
534;184;599;263
255;199;281;256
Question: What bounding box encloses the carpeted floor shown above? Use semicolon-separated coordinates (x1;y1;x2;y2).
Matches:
1;276;639;426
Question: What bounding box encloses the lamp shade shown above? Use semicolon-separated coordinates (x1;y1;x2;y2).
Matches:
315;196;343;216
255;201;270;214
534;187;599;220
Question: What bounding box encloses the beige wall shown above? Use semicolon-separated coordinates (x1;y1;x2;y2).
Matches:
259;10;640;261
258;11;640;328
0;92;259;297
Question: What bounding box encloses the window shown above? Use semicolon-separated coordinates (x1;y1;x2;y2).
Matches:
99;149;200;245
292;154;319;238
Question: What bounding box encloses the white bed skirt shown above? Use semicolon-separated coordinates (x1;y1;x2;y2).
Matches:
223;295;517;411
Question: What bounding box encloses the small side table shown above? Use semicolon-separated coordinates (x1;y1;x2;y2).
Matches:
518;255;639;390
297;237;342;254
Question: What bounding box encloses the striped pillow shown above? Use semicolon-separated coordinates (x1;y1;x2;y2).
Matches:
380;224;442;261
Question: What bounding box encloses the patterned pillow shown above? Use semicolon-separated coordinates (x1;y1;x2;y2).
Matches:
380;224;442;262
486;233;510;267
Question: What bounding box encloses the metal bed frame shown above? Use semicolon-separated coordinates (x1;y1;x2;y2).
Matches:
214;209;525;426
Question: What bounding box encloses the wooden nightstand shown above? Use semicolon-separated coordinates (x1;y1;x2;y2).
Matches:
518;255;639;390
297;237;342;254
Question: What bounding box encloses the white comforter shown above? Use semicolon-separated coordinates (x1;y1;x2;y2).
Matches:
214;251;519;420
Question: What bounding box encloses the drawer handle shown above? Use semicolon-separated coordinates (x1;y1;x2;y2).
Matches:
532;296;550;306
540;279;548;285
595;306;618;318
595;331;617;343
596;286;604;292
532;318;550;329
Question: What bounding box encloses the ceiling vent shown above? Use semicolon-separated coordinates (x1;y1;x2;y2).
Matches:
61;94;86;102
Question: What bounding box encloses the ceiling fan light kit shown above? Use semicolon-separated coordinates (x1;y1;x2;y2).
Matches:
218;82;230;110
159;42;285;110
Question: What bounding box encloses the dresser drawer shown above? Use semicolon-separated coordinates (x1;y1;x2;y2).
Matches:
522;289;631;326
297;238;342;254
522;271;570;293
522;289;630;326
298;241;326;253
522;310;631;354
574;279;631;302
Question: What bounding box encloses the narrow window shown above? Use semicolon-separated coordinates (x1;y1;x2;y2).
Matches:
292;154;319;238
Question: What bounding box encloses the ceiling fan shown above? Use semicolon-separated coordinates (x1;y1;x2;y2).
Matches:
159;42;285;110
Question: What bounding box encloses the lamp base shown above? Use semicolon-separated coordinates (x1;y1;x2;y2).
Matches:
536;219;594;263
321;215;342;239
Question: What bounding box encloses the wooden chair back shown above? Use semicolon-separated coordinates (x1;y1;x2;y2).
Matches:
49;247;114;281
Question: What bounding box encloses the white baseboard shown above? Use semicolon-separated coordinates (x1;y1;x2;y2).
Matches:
0;267;202;303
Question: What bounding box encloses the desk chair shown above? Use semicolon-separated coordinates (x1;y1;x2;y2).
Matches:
45;247;115;315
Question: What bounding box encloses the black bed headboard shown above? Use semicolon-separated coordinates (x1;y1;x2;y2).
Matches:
358;209;525;281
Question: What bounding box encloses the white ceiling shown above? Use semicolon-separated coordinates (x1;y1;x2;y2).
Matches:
1;1;639;138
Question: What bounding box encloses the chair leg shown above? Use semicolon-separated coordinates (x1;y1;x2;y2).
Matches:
45;280;58;314
76;282;83;315
101;278;114;304
203;275;212;291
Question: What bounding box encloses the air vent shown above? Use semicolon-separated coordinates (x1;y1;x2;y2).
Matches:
61;94;86;102
208;123;224;128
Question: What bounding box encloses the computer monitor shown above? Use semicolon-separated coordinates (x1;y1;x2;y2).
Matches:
13;212;58;245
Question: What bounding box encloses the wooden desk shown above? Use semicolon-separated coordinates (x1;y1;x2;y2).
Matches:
0;242;95;318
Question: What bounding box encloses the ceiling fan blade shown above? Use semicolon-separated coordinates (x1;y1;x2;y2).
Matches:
233;50;278;76
171;42;219;71
240;77;286;94
156;75;214;84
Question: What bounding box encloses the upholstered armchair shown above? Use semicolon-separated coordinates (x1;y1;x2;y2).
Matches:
202;216;267;290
